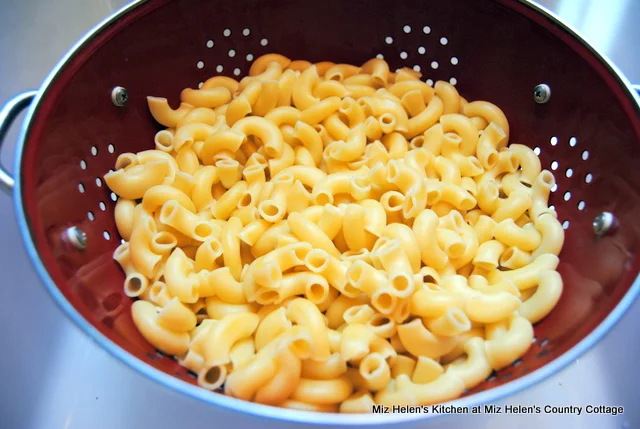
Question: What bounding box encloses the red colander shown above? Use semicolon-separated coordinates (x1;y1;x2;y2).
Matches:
0;0;639;426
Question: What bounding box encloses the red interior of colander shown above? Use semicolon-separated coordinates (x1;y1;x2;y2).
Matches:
18;0;640;394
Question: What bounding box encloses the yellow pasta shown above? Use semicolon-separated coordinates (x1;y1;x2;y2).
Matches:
444;337;492;388
519;270;563;323
113;243;149;297
146;97;193;128
396;318;457;359
440;113;478;156
105;160;173;200
107;54;565;412
131;300;190;355
530;170;557;219
476;122;506;169
181;87;232;109
462;100;510;138
160;200;217;242
532;213;564;258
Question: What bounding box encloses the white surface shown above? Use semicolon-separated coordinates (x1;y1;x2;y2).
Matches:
0;0;639;428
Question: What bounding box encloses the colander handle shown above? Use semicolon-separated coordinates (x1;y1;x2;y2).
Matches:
0;90;37;195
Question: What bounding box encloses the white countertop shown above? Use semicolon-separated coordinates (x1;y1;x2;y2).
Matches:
0;1;639;428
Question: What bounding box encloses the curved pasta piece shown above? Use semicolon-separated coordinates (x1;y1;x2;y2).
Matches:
434;81;460;114
129;213;163;280
174;122;215;151
388;80;435;102
342;204;376;251
472;239;505;271
114;198;136;241
476;122;506;169
340;324;395;362
339;391;376;413
158;207;213;249
201;75;239;92
396;318;457;359
361;97;409;133
142;184;196;213
147;97;193;127
492;190;532;223
287;212;340;258
156;297;197;332
328;123;366;162
254;307;292;350
164;247;198;303
313;80;349;99
381;223;421;273
435;156;461;185
440;114;478;156
225;95;252;127
464;291;521;323
343;304;375;326
325;63;361;81
252;80;280;117
345;260;388;299
358;352;391;392
286;298;331;361
181;87;232;108
375;372;465;407
194;237;222;273
510;144;541;186
532;213;564;258
249;54;291;76
404;96;444;139
263;106;301;128
339;96;366;126
291;65;320;110
520;270;563;323
424;307;471;337
232;116;284;158
199;130;245;165
154;129;174;153
203;312;260;366
287;60;312;72
225;353;277;401
311;171;368;206
390;355;417;379
489;253;560;290
254;348;301;405
444;337;492;389
410;288;464;318
105;161;173;200
412;209;448;270
484;316;533;370
300;96;342;125
463;100;510;138
499;246;532;270
530;170;557;219
402;89;427;117
494;219;541;251
131;300;190;355
290;376;353;405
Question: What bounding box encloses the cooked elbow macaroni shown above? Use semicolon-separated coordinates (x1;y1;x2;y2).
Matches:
106;54;565;412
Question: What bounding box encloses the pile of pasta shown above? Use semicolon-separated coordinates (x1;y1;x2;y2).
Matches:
104;54;564;412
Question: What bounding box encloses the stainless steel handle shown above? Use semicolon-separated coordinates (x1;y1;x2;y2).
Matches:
0;90;37;195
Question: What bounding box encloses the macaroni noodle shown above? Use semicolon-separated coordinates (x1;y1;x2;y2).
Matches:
107;54;565;412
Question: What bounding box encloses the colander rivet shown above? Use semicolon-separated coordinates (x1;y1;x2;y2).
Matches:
66;226;88;250
593;212;617;237
533;84;551;104
111;86;129;107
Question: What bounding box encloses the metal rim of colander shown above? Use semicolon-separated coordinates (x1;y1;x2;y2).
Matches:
11;0;640;425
